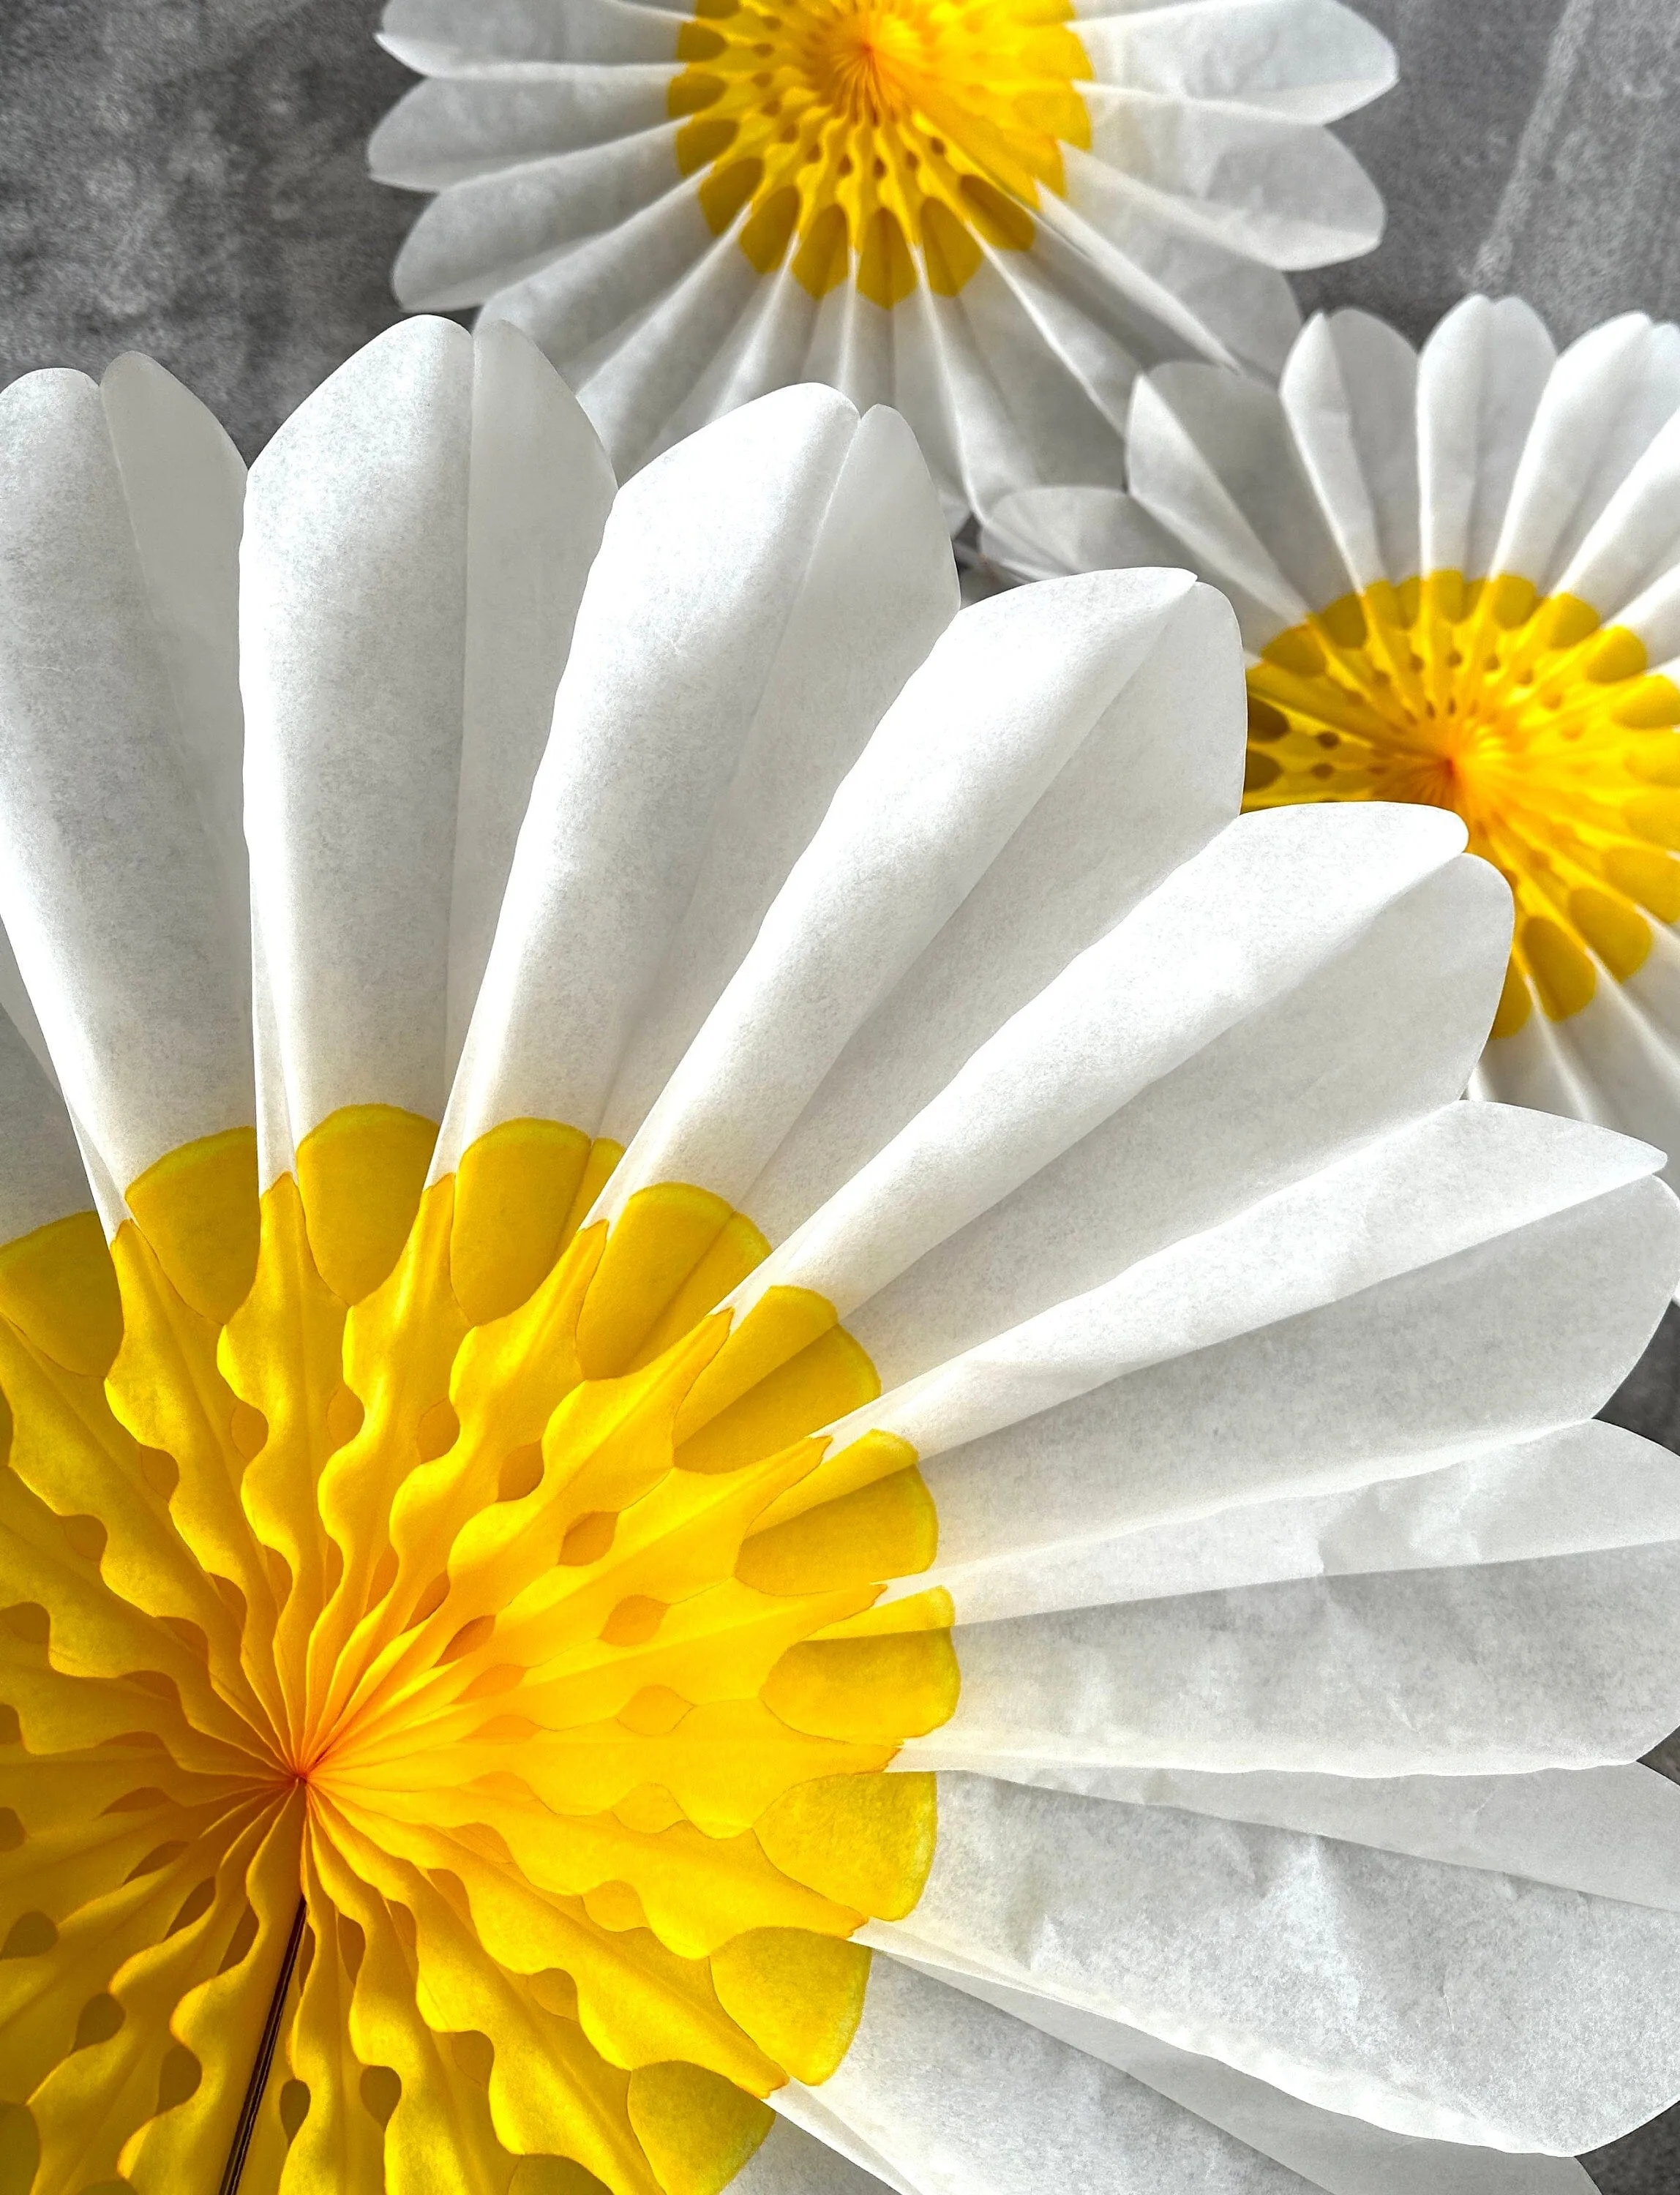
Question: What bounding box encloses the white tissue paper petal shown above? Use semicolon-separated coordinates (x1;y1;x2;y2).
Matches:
0;1005;97;1249
912;1417;1680;1626
878;1960;1594;2194
781;1954;1319;2193
441;382;891;1163
599;567;1214;1218
741;577;1245;1242
867;1774;1680;2152
0;359;252;1212
241;316;610;1168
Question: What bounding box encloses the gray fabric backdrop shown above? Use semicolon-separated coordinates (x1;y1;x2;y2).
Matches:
1;0;1679;2183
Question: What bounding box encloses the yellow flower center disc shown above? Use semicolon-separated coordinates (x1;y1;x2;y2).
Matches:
1245;573;1680;1036
0;1115;959;2191
670;0;1091;305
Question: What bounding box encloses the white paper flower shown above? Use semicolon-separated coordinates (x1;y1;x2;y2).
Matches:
369;0;1395;519
1;318;1680;2195
985;298;1680;1180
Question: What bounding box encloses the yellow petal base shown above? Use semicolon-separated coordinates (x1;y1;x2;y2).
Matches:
1246;572;1680;1034
0;1118;956;2193
672;0;1091;305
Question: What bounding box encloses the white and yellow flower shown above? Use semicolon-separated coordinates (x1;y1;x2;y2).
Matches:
3;320;1680;2195
370;0;1395;517
986;298;1680;1175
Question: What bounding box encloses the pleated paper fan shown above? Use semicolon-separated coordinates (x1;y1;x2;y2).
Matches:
2;319;1680;2195
983;296;1680;1195
368;0;1395;520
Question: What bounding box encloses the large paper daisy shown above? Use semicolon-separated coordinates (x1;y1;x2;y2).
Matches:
3;319;1680;2195
984;298;1680;1177
369;0;1394;518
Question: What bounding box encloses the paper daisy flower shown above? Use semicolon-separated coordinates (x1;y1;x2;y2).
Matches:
368;0;1395;518
4;318;1680;2195
983;298;1680;1177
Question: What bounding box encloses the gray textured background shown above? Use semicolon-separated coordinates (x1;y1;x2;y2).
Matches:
3;0;1680;2184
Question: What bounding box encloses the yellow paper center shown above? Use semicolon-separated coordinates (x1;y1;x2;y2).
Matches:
670;0;1090;306
1245;573;1680;1035
0;1114;956;2194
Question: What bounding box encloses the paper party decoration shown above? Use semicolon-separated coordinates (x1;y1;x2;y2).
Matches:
369;0;1395;519
984;298;1680;1182
3;319;1680;2195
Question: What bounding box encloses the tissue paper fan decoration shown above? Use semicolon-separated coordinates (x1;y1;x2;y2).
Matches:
5;321;1680;2195
368;0;1396;517
983;298;1680;1181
